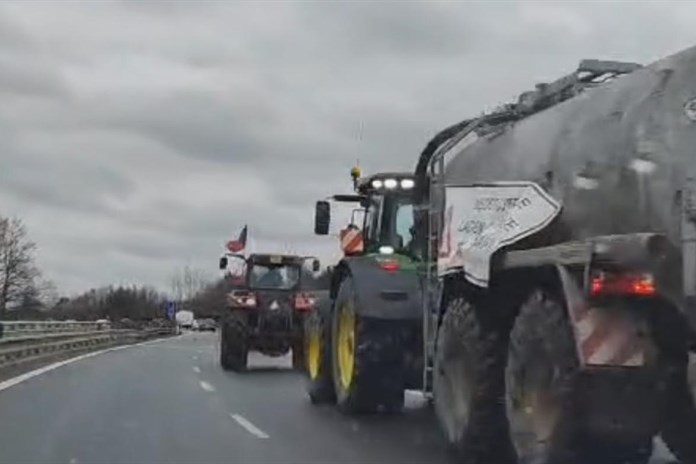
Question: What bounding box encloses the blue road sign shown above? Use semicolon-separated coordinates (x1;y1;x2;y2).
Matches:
166;301;176;319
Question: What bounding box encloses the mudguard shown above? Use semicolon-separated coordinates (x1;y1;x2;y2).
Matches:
332;256;422;321
311;289;332;318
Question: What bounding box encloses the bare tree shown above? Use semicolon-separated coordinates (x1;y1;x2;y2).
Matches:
37;278;59;309
169;273;184;304
169;265;208;312
181;265;206;300
0;216;39;316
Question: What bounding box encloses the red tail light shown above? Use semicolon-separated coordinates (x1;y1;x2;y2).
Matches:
229;290;256;308
377;259;399;272
294;292;316;311
590;272;656;297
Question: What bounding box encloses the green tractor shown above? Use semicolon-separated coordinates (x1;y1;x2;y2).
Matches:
305;167;423;412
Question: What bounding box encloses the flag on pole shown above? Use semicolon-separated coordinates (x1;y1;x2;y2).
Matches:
226;225;248;252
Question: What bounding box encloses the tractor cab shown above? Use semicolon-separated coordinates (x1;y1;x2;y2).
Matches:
219;253;321;289
314;167;419;260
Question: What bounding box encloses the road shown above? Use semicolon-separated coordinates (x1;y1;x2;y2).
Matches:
0;332;676;464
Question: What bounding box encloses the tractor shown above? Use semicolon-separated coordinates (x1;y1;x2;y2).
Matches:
305;167;424;412
219;252;320;371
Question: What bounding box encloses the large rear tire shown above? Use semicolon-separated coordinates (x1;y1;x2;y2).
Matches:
220;312;248;372
304;308;336;404
433;295;515;464
331;276;405;414
661;366;696;464
506;288;580;464
655;307;696;464
506;288;655;464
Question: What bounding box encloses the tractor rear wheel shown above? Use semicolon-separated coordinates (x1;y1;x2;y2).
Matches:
304;308;335;403
331;276;405;414
220;311;248;372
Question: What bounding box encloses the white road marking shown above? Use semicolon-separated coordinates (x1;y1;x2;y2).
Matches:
199;380;215;392
193;366;201;374
0;336;175;394
230;413;270;439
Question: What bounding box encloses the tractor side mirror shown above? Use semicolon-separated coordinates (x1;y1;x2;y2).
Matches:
314;201;330;235
312;259;321;272
219;257;228;270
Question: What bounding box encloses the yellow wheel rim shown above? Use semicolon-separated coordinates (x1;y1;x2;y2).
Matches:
307;328;321;380
337;305;356;390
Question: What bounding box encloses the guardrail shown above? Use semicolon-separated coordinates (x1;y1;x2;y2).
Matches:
0;320;111;341
0;321;174;369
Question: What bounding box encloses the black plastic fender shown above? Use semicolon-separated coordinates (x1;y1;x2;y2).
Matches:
312;289;332;318
331;256;422;321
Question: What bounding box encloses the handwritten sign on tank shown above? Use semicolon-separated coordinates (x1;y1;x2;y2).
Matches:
437;182;561;287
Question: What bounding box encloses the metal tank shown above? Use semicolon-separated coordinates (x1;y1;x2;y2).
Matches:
438;45;696;321
445;46;696;239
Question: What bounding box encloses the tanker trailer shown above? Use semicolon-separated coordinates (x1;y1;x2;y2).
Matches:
414;48;696;464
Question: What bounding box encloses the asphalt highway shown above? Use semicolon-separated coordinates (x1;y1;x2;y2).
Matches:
0;332;678;464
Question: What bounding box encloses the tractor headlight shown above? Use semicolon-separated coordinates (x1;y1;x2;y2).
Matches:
384;178;398;189
400;179;415;189
371;179;384;189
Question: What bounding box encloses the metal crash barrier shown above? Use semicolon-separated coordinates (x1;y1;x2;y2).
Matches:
0;320;175;369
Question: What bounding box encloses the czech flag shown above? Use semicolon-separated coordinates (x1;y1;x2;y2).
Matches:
226;225;248;252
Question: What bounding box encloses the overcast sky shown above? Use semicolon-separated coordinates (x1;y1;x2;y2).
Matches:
1;1;695;295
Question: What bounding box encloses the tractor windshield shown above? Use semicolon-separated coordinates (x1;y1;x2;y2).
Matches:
248;264;300;290
379;194;417;257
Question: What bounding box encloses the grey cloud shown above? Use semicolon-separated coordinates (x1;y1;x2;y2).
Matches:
0;52;69;97
101;91;277;164
0;7;35;51
0;146;135;215
297;1;472;58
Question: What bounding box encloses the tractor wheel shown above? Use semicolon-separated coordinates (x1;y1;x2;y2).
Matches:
433;296;515;464
331;276;405;414
304;309;336;404
655;307;696;464
506;289;655;464
661;363;696;464
220;311;248;372
506;288;578;464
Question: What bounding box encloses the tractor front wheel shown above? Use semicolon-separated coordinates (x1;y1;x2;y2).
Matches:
304;308;336;404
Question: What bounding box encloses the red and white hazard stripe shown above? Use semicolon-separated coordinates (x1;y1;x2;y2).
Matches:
439;206;453;259
340;227;364;255
570;305;645;367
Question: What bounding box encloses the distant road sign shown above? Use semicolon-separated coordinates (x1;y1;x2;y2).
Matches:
166;301;176;319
